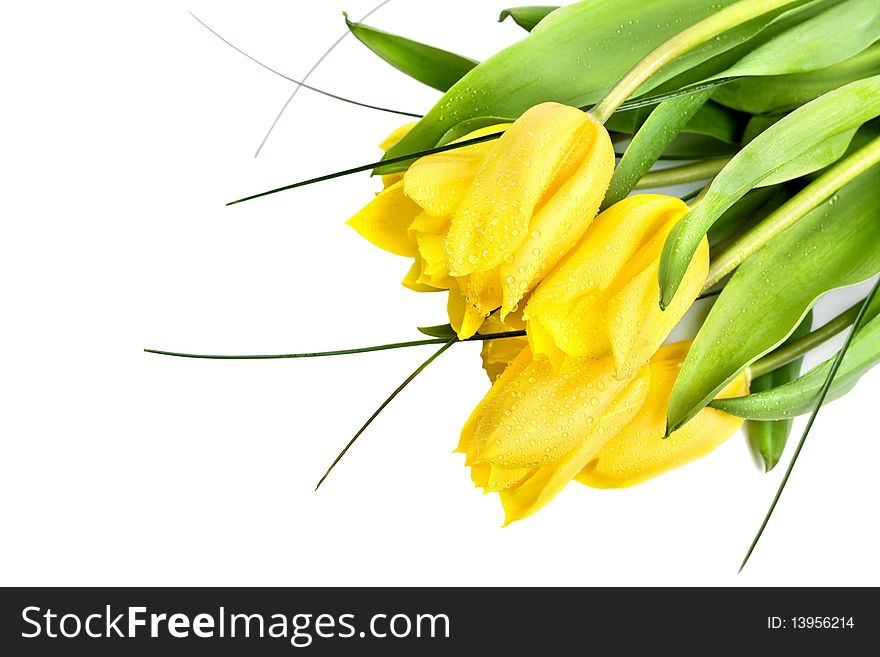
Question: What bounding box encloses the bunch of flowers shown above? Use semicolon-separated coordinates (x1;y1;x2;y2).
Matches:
154;0;880;566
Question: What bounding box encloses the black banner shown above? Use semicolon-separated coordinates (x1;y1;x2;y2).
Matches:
0;587;871;655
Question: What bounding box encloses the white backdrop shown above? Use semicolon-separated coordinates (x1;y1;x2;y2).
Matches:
2;0;877;586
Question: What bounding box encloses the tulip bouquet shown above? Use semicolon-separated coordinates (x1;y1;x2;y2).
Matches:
153;0;880;567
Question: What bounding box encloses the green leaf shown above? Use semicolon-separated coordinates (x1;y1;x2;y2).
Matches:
666;164;880;432
757;128;859;188
707;185;791;251
436;117;512;146
345;15;477;92
659;75;880;308
741;111;861;188
712;292;880;420
645;0;843;100
716;0;880;80
603;89;713;209
746;311;812;472
381;0;782;168
498;6;559;31
604;102;741;140
417;323;458;339
683;101;746;144
714;41;880;113
741;112;785;144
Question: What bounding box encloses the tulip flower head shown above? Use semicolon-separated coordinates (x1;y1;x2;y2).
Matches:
348;102;614;339
524;194;710;377
460;340;749;523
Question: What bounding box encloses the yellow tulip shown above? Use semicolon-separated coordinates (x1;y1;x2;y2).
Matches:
577;341;750;489
457;346;651;525
524;194;710;378
348;102;614;339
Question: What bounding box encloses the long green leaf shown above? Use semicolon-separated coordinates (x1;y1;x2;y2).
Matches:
758;128;859;188
594;97;743;143
714;41;880;113
716;0;880;80
742;113;863;186
658;75;880;308
746;311;812;471
498;6;559;31
713;293;880;420
683;100;746;144
644;0;841;100
603;90;713;208
666;165;880;432
345;16;477;92
381;0;780;168
707;185;791;252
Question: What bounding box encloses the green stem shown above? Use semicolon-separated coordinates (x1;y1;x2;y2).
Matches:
634;158;730;189
589;0;802;124
748;301;865;378
314;338;456;491
705;135;880;291
143;330;526;360
740;277;880;572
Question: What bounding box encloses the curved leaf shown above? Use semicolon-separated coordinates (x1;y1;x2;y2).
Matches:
382;0;779;167
715;0;880;80
714;41;880;113
666;165;880;432
345;16;477;92
683;100;746;144
646;0;846;99
707;185;791;252
436;116;512;146
713;294;880;420
741;111;861;186
659;75;880;307
603;89;713;209
746;310;812;471
417;323;458;339
757;128;859;188
498;6;559;32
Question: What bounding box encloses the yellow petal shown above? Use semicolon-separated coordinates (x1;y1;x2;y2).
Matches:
524;194;705;376
409;212;454;288
347;181;420;257
477;308;529;381
447;286;489;340
382;173;405;188
608;217;708;380
446;103;601;278
498;364;650;524
379;122;417;189
403;124;509;218
480;464;537;492
469;352;635;470
479;336;529;382
576;341;751;489
401;259;443;292
457;346;534;459
499;118;614;314
379;122;418;151
456;269;504;331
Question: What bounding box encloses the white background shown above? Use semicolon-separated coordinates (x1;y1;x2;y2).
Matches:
2;0;877;586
